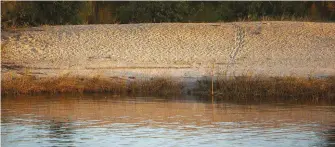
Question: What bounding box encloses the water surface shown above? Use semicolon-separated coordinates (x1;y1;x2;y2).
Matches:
1;95;334;147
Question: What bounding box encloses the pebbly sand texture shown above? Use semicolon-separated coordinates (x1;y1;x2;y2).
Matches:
1;21;335;79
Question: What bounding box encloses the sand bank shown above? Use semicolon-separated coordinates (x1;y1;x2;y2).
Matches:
2;22;335;79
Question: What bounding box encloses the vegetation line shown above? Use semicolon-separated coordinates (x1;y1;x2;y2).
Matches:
1;74;183;96
196;75;335;103
2;73;334;103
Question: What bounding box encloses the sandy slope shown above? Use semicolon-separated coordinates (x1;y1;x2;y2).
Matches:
1;22;335;79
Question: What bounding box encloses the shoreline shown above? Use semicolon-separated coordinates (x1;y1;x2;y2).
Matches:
2;73;334;104
1;22;335;101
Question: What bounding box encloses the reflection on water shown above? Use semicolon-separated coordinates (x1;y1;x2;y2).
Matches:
1;94;335;147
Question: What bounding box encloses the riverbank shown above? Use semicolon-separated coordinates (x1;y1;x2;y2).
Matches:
2;22;335;79
1;22;335;101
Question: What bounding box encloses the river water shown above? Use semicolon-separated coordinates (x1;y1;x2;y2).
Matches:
1;95;334;147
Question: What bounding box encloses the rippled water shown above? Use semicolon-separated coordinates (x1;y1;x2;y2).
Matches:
1;95;335;147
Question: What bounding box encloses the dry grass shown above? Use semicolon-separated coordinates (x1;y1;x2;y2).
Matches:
2;71;334;103
196;75;335;103
1;73;183;96
128;77;183;96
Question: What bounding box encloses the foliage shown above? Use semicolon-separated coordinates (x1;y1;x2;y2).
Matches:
1;1;335;29
1;1;87;28
117;2;191;23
